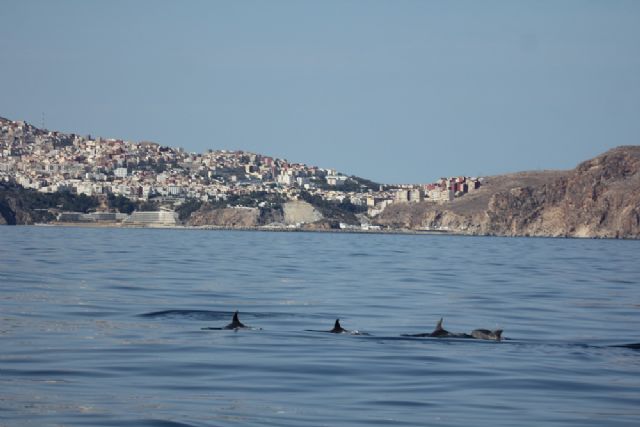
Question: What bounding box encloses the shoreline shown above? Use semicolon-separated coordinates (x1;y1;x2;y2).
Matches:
23;222;640;240
32;221;451;236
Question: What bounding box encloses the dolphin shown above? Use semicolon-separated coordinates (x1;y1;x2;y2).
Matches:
471;328;503;341
201;310;251;330
306;318;369;335
225;310;247;329
402;318;459;338
431;318;450;337
402;318;506;340
330;318;348;333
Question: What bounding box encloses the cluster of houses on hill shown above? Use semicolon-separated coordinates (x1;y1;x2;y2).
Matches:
394;176;482;204
1;116;481;223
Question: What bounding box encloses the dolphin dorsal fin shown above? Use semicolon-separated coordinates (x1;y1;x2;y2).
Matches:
330;318;344;333
435;318;444;331
231;310;246;328
494;329;503;341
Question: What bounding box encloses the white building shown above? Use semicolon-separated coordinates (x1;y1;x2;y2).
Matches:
125;210;179;226
326;174;347;187
276;171;294;186
167;185;184;196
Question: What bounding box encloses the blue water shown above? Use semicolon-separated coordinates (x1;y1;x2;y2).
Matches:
1;227;639;426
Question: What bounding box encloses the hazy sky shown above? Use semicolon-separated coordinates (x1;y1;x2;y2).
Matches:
1;1;639;183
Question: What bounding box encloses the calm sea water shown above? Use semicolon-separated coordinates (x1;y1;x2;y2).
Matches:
1;227;639;427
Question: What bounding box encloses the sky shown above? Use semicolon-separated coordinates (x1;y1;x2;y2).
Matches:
1;1;639;184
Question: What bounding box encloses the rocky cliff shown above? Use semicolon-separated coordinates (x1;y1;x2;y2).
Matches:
375;146;640;239
0;183;55;225
187;206;262;227
187;201;324;228
282;201;323;225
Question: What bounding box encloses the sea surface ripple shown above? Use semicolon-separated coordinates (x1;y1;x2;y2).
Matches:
1;227;639;426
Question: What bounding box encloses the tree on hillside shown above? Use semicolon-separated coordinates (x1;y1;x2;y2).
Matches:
107;194;136;214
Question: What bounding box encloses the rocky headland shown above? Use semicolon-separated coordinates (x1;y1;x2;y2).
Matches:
374;146;640;239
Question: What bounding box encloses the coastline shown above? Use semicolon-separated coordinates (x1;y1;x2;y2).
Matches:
4;146;639;240
27;222;640;240
33;221;451;236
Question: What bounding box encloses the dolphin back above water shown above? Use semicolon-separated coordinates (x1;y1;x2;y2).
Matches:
225;311;247;329
202;310;253;331
306;318;369;335
402;318;503;340
330;319;347;333
402;318;459;338
471;329;503;341
431;318;450;337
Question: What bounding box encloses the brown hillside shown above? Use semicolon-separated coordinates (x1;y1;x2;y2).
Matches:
375;146;640;239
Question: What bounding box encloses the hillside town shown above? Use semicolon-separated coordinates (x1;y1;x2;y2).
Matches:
0;116;481;227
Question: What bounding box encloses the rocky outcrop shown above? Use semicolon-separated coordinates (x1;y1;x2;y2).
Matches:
186;201;324;228
187;206;261;227
375;146;640;239
0;186;51;225
282;201;323;225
